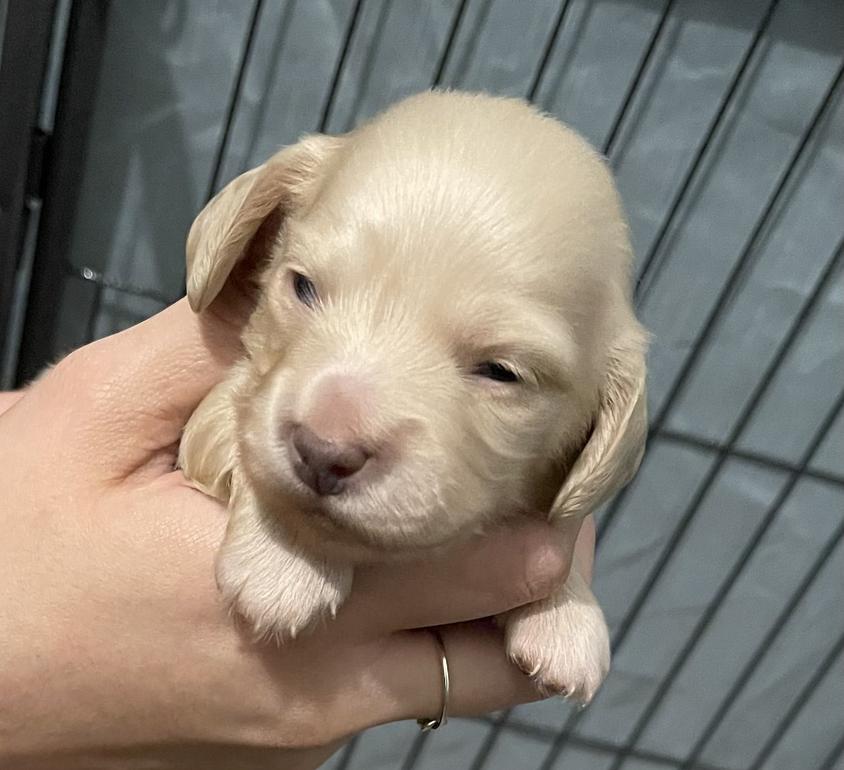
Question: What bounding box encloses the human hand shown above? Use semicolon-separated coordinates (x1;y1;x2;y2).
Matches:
0;293;595;770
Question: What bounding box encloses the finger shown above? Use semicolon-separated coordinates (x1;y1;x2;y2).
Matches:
0;391;24;417
16;293;248;478
377;621;547;726
344;520;577;634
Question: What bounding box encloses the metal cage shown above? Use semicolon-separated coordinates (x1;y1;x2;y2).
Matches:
1;2;841;769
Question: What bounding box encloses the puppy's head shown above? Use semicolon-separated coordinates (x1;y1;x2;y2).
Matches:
187;91;648;559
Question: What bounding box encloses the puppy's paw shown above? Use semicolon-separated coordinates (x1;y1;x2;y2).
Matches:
504;578;610;703
216;526;352;642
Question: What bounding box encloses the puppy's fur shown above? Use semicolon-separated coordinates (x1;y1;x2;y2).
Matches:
179;91;648;702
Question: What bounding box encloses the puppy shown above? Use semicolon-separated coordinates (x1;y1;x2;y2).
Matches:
179;90;648;702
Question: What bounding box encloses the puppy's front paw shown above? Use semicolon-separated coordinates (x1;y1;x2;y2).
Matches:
216;520;352;642
504;575;610;703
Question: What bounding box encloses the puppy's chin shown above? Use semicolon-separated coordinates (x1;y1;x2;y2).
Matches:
242;452;474;562
294;499;444;561
237;396;513;561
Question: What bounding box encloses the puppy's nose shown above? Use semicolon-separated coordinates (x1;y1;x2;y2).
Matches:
290;424;369;496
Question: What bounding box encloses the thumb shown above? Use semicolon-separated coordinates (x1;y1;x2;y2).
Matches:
91;295;246;426
22;289;249;479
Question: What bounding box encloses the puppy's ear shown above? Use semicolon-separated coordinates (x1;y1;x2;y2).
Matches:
551;324;648;520
186;134;341;313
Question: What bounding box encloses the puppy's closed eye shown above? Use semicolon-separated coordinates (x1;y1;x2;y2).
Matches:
473;361;520;383
291;271;319;308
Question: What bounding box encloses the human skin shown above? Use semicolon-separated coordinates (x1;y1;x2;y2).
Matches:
0;293;595;770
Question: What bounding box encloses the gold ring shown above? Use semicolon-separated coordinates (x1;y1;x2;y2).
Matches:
417;629;450;731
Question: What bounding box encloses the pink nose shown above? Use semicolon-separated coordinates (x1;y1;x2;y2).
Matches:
290;424;369;496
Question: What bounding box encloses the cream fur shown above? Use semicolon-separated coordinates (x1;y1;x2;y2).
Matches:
178;90;648;702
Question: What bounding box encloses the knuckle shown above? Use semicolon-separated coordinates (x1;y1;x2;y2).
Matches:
520;540;569;603
48;341;108;397
240;705;336;751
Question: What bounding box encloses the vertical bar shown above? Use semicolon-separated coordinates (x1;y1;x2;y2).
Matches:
611;392;844;770
634;0;781;300
204;0;264;203
16;0;111;385
1;196;43;388
242;0;298;170
536;0;597;112
440;0;493;90
647;60;843;433
602;0;676;159
541;226;844;768
595;483;631;544
819;732;844;770
747;629;844;770
599;238;844;768
526;0;573;103
463;4;683;744
467;712;511;770
597;0;749;543
597;59;844;541
318;0;367;133
342;0;394;132
432;0;471;87
84;278;104;342
398;728;430;770
679;477;844;769
334;734;360;770
0;0;56;363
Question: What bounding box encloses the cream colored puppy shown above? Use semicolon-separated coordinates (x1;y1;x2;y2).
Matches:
179;90;647;702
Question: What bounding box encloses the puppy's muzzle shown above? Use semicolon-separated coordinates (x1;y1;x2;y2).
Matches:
290;423;370;496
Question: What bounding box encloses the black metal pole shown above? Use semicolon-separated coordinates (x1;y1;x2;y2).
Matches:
15;0;111;384
0;0;57;366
